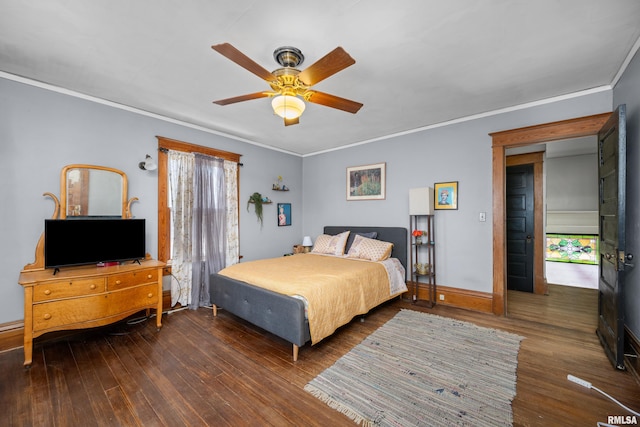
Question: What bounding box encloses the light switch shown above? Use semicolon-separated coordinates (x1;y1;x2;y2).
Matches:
479;212;486;222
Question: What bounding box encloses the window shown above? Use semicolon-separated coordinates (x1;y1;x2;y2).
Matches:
157;136;241;308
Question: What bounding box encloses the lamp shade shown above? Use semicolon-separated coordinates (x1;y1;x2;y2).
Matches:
409;187;434;215
139;154;157;171
272;95;305;119
302;236;313;247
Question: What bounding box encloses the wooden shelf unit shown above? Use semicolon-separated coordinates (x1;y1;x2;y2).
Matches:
410;214;436;307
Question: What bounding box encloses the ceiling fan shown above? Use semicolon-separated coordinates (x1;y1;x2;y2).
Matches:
211;43;363;126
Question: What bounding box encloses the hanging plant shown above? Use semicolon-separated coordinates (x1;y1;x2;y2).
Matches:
247;192;264;225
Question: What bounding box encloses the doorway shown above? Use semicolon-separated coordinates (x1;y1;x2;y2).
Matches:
544;138;600;290
490;112;611;316
505;139;600;293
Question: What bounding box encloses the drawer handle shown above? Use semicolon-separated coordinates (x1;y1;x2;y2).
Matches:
43;314;51;320
90;284;96;290
44;289;51;296
147;274;153;279
147;293;153;298
115;280;122;285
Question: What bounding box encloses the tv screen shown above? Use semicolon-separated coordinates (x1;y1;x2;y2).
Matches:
44;218;146;269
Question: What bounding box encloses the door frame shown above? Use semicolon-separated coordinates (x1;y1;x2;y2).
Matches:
506;153;545;295
490;112;611;315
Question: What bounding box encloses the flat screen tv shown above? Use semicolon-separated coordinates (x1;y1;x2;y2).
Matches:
44;218;146;269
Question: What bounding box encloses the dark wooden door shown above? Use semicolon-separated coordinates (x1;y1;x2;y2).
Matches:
506;164;535;292
596;105;628;370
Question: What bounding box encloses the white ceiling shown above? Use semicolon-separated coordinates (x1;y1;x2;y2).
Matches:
1;1;640;156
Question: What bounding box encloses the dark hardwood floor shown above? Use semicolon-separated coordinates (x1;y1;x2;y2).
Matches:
2;284;639;426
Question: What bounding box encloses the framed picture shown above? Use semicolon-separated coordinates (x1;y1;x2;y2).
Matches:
434;181;458;210
277;203;291;226
346;162;386;201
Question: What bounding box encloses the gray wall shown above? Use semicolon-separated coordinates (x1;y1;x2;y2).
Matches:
4;63;636;335
546;154;598;211
0;77;303;324
302;92;612;293
613;47;640;338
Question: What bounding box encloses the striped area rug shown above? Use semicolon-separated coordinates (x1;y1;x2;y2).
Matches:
304;309;524;426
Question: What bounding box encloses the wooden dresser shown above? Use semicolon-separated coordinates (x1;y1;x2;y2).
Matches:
18;259;165;366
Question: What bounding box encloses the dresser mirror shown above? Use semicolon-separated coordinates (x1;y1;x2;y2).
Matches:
23;164;138;271
60;165;128;218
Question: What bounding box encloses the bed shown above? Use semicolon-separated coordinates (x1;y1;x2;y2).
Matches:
209;226;408;361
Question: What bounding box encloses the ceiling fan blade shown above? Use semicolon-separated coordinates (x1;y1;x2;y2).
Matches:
284;117;299;126
212;43;276;82
306;91;363;114
213;92;271;105
297;47;356;86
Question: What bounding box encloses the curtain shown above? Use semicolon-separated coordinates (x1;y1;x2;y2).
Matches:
223;160;239;267
168;150;194;307
190;154;226;309
167;150;239;309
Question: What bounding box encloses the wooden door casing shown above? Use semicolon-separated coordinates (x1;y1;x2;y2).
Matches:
506;153;545;296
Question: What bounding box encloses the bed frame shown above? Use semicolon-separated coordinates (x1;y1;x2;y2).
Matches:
209;226;408;361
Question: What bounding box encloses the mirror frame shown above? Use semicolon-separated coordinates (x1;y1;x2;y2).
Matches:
59;164;132;219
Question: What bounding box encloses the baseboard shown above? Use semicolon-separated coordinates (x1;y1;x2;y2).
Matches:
625;325;640;385
0;320;24;352
436;285;494;313
407;282;493;313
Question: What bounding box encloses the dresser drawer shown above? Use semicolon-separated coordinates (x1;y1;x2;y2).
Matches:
107;269;158;291
32;278;106;302
32;283;159;332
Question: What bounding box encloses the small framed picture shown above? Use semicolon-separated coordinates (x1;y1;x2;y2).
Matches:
434;181;458;210
346;162;386;201
277;203;291;226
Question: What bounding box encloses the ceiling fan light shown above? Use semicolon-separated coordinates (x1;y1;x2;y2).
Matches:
271;95;305;119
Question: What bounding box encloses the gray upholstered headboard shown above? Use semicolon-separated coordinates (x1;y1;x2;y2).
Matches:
323;226;408;270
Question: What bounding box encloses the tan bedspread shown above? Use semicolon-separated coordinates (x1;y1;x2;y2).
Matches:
217;253;400;344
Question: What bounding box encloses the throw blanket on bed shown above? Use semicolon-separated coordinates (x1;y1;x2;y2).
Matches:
218;253;407;344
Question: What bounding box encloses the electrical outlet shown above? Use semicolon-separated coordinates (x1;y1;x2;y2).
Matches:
439;294;445;301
